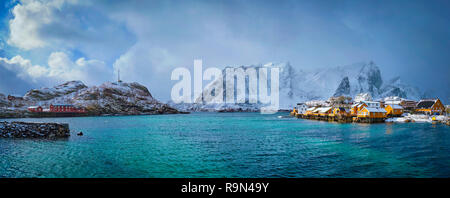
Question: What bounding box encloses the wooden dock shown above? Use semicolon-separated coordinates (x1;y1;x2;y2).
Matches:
292;113;384;123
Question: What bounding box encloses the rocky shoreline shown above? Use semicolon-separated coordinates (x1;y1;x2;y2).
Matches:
0;121;70;138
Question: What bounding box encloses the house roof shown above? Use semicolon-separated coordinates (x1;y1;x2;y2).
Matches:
416;100;436;109
352;103;366;108
336;107;347;112
362;101;380;104
385;100;402;105
318;107;332;113
364;107;387;113
388;104;403;109
351;103;362;107
306;107;316;111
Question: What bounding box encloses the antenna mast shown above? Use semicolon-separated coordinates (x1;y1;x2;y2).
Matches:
118;68;122;83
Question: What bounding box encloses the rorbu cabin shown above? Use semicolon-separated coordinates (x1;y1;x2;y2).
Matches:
49;104;86;113
296;103;308;115
28;106;43;112
416;99;445;115
290;107;298;116
385;104;403;117
351;103;367;116
305;107;317;116
331;107;349;117
312;108;322;116
318;107;333;116
400;100;418;110
362;101;381;108
350;103;359;115
357;107;387;119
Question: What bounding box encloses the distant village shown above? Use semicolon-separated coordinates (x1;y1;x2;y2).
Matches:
27;104;86;114
291;93;449;125
1;94;87;118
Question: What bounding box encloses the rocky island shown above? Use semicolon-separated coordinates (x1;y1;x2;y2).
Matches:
0;80;181;118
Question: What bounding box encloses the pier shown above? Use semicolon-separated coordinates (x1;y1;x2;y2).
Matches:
295;112;355;123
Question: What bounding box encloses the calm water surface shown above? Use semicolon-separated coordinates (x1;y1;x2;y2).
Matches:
1;112;449;178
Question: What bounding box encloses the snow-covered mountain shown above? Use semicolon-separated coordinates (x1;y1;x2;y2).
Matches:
301;61;384;99
171;61;422;111
24;81;88;101
379;76;422;99
1;81;179;117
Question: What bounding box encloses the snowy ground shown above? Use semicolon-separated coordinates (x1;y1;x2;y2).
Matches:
385;114;448;123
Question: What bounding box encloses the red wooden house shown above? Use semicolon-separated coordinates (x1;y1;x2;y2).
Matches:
49;104;86;113
28;106;43;112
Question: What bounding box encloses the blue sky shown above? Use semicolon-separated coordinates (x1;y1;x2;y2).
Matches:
0;0;449;102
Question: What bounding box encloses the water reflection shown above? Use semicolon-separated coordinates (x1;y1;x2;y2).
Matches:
385;123;393;135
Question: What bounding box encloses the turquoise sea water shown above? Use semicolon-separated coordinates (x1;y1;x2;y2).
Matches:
0;112;449;178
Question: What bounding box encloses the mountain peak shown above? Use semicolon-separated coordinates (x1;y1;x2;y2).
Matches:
359;61;380;73
333;77;351;97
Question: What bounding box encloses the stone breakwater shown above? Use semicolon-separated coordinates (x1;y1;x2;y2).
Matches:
0;121;70;138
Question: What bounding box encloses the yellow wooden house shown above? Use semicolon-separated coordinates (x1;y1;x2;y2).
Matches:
290;108;298;116
357;107;387;119
416;99;445;115
305;107;317;116
385;104;403;117
350;103;367;116
318;107;333;117
330;107;349;117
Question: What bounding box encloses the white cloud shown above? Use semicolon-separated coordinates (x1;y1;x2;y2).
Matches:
0;52;112;86
113;43;177;77
0;55;48;80
7;0;134;61
8;0;76;50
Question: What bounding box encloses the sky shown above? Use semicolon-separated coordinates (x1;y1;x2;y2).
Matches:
0;0;449;103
